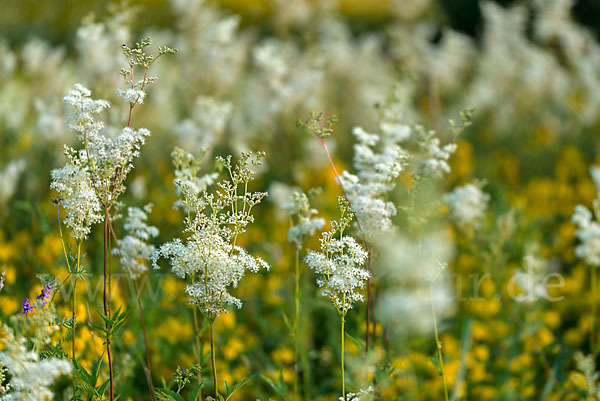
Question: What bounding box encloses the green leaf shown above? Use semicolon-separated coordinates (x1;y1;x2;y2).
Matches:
156;388;186;401
281;310;294;333
261;373;287;397
345;332;364;351
188;385;203;401
224;374;254;400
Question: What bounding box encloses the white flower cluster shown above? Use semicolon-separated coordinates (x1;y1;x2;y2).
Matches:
0;327;71;401
154;152;269;319
513;246;552;302
0;362;9;397
443;182;490;230
282;191;325;247
63;84;110;141
0;159;25;209
0;271;4;293
174;95;232;153
574;351;600;400
50;162;103;240
338;125;408;242
341;386;374;401
572;166;600;266
305;199;370;315
416;125;457;176
58;84;151;207
306;236;369;314
113;204;159;280
573;205;600;266
117;87;146;104
171;147;219;210
377;231;454;334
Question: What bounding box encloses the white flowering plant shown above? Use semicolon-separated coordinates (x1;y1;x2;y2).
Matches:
153;149;269;399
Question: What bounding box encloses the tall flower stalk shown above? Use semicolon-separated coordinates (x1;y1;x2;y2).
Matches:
431;263;449;401
154;150;269;399
282;190;325;400
305;197;370;401
55;37;176;401
112;204;160;401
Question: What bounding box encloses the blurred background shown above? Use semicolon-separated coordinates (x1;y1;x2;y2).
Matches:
2;0;600;400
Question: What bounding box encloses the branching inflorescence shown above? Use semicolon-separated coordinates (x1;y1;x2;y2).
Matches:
154;149;269;398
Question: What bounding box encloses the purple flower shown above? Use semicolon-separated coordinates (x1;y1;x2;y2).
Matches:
37;281;54;306
23;298;34;316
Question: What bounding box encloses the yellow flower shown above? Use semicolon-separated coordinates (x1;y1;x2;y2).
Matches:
271;347;294;365
536;327;555;348
217;311;236;330
0;296;19;315
223;338;245;360
473;345;490;361
4;265;16;284
123;330;137;347
0;244;15;262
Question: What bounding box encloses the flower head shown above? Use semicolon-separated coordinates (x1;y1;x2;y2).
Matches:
443;182;490;230
22;299;34;317
0;325;71;400
36;281;54;307
51;162;103;240
572;204;600;266
282;190;325;247
154;151;269;319
305;197;370;315
113;204;159;280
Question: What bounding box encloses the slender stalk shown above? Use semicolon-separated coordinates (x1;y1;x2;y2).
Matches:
192;304;203;401
365;248;372;354
71;241;81;396
371;275;377;347
592;267;597;352
300;271;311;401
316;135;376;358
103;207;115;401
134;280;157;401
294;246;300;401
210;320;218;399
341;310;346;401
431;286;449;401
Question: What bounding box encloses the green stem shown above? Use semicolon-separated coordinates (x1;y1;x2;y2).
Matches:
210;320;218;399
134;280;157;401
294;246;300;401
341;309;346;401
431;285;449;401
103;206;114;401
72;241;81;395
192;304;203;401
592;267;597;352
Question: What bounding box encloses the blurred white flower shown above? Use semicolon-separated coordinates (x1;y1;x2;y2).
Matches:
0;326;71;401
113;204;159;280
573;204;600;266
443;182;490;230
377;231;454;334
341;386;374;401
283;191;325;246
0;159;26;209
